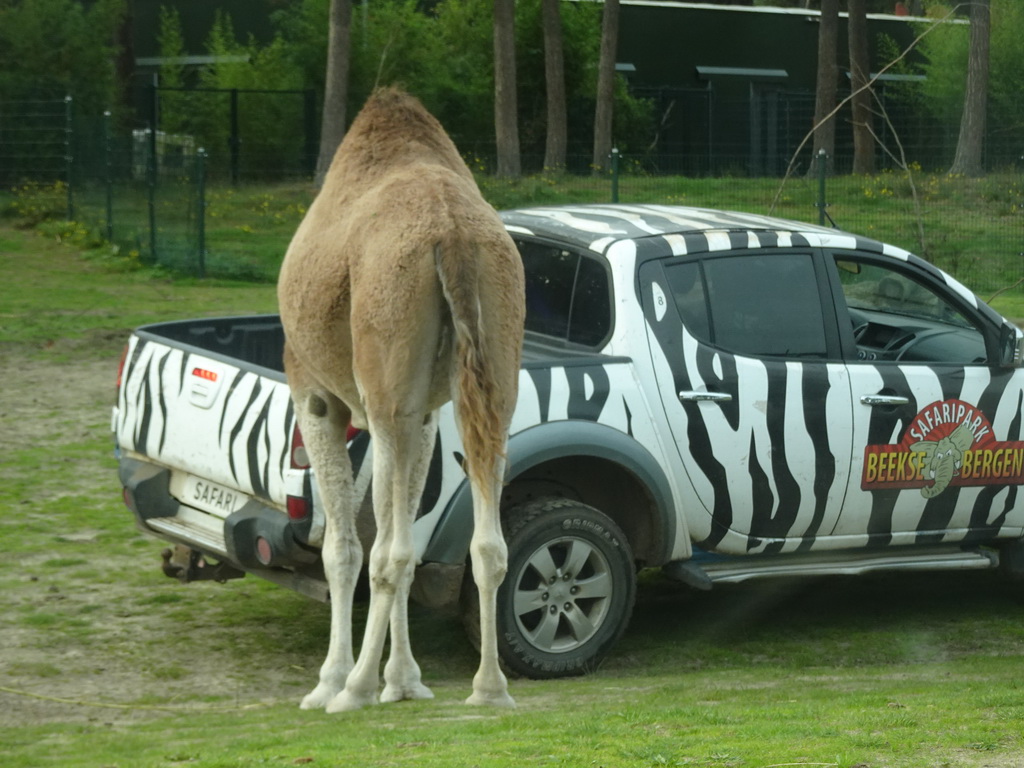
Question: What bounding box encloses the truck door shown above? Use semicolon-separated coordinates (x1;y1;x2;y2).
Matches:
825;252;1024;543
639;250;855;554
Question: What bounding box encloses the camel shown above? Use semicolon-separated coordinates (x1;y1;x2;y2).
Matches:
277;87;524;712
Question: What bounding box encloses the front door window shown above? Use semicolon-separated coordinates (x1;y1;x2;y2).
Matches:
835;258;987;365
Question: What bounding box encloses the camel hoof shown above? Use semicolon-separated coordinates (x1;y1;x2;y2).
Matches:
300;683;342;711
326;688;379;713
465;689;516;708
381;681;434;704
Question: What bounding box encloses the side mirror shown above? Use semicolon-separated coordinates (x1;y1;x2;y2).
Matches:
999;323;1024;368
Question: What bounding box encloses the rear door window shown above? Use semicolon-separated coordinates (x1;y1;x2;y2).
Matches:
517;240;612;347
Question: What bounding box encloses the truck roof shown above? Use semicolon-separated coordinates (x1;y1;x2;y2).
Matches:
500;202;1004;331
500;203;905;262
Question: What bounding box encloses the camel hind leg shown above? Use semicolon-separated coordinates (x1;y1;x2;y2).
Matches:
464;456;515;708
284;348;362;710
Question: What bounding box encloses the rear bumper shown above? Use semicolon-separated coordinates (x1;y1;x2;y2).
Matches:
116;455;466;609
118;456;325;595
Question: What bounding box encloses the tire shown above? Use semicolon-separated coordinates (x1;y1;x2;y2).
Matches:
999;540;1024;582
462;497;636;679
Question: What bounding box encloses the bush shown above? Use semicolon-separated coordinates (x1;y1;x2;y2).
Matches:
3;181;68;227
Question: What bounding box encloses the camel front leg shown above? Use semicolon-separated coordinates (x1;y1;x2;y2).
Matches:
380;577;434;704
290;388;362;711
381;413;439;704
326;417;424;712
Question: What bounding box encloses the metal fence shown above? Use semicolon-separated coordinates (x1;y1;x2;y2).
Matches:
142;85;318;184
1;95;1021;296
629;87;1024;178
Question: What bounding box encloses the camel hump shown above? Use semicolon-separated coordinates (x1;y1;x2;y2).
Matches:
325;87;473;191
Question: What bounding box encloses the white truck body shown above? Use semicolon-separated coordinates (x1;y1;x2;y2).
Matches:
114;204;1024;676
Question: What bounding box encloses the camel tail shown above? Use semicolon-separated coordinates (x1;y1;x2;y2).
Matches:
433;241;509;505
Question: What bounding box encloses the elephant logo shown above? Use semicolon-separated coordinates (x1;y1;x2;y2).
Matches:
909;423;975;498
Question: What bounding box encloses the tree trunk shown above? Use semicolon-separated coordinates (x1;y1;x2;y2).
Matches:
949;0;990;177
494;0;520;178
115;0;137;117
848;0;875;175
808;0;838;176
315;0;351;187
542;0;567;172
592;0;619;174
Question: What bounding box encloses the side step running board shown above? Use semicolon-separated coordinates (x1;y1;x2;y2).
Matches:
664;546;999;591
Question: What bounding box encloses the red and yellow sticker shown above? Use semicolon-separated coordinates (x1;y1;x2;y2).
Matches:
862;399;1024;497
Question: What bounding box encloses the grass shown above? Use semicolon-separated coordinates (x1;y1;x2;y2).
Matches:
3;578;1024;768
0;220;277;354
3;661;1021;767
2;168;1021;300
2;215;1024;766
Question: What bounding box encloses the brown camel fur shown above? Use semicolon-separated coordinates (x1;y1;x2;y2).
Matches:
277;87;524;711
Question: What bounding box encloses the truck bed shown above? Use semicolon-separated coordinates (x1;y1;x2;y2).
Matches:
135;315;286;378
136;316;621;377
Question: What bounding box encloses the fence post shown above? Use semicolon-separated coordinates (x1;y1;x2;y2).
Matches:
304;89;317;179
610;148;620;204
148;83;159;176
229;88;240;185
816;148;828;227
103;110;113;241
147;126;158;264
197;148;207;278
64;95;74;221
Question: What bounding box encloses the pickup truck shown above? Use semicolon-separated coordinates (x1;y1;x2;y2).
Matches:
114;203;1024;678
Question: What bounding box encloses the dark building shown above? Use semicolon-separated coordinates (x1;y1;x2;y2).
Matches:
616;1;941;174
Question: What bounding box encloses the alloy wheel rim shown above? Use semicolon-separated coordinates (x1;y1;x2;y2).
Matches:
511;535;614;653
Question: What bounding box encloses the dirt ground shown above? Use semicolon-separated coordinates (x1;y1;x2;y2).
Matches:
0;346;323;727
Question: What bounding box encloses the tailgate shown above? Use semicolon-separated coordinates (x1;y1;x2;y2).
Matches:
113;334;295;509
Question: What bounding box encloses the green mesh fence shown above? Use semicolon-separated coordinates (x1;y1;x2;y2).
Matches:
1;96;1021;297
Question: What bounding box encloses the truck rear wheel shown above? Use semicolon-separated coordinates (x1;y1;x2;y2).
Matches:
462;498;636;679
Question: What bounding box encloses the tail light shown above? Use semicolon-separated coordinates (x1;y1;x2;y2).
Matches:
287;423;311;523
291;422;362;469
288;421;362;524
286;494;310;521
115;345;129;391
290;423;310;469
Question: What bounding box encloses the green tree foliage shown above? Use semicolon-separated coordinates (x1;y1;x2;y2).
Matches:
157;6;188;135
157;5;187;90
275;0;525;151
917;0;1023;142
914;4;968;125
986;0;1024;138
271;0;652;167
158;8;306;176
0;0;125;112
1;0;651;175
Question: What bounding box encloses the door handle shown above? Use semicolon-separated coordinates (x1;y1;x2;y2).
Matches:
679;391;733;403
860;394;910;407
